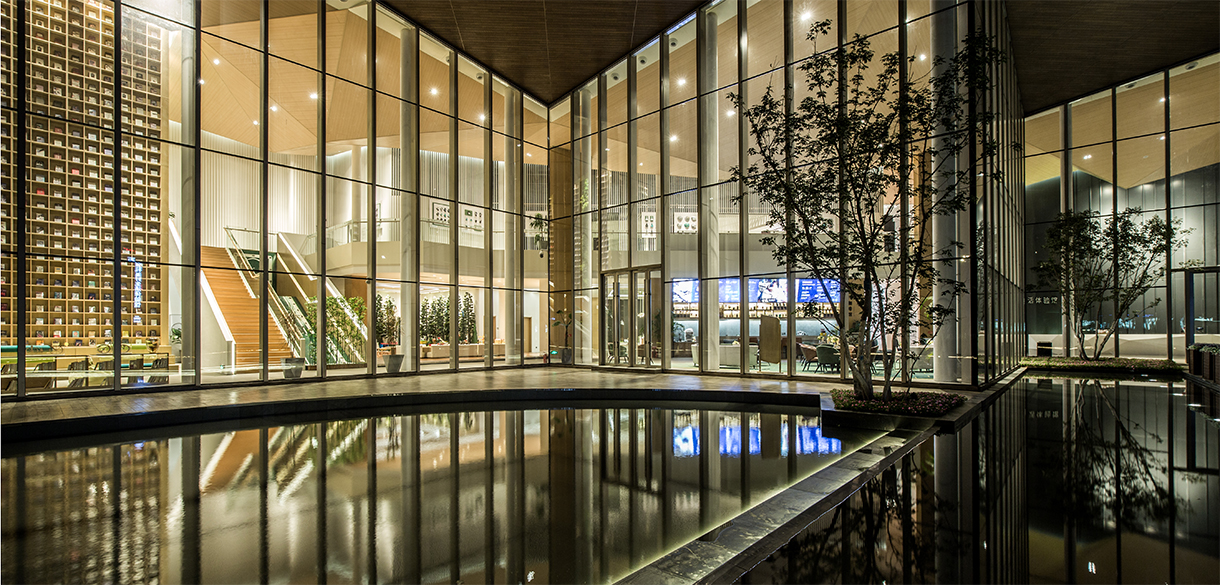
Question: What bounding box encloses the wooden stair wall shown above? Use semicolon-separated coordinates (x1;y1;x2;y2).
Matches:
200;246;295;369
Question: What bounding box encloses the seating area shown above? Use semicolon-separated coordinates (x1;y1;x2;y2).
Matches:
1;354;174;393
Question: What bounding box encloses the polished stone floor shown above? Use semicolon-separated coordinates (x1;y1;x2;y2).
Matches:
1;367;852;428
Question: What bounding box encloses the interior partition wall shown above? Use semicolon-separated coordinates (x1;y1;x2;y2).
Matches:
1024;52;1220;361
548;0;1025;387
1;0;549;396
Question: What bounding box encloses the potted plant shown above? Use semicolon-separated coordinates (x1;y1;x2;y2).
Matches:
553;308;574;364
376;295;405;372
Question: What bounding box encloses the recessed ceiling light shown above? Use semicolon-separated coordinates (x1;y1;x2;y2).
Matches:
270;105;278;112
253;120;259;126
677;78;686;86
919;54;926;61
198;78;205;85
212;58;220;65
430;88;439;96
726;109;735;117
309;92;318;99
478;113;486;121
1159;97;1166;103
1082;154;1092;160
670;135;678;142
1159;135;1165;140
801;11;812;21
527;153;532;157
639;162;644;166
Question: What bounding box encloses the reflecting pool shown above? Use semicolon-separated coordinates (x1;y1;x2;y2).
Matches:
741;377;1220;584
1;406;879;584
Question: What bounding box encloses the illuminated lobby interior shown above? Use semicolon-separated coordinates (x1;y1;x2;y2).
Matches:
1;1;1218;583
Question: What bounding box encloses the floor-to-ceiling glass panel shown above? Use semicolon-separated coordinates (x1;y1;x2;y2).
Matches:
748;275;789;374
322;275;370;377
667;190;699;280
633;199;660;267
420;194;452;284
671;279;699;369
199;33;261;159
457;286;486;368
606;59;629;129
1070;90;1113;150
420;35;451;116
523;290;547;363
667;16;697;105
1170;54;1219;130
419;283;452;370
666;100;698;194
746;0;784;77
575;287;600;365
200;1;259;50
601;204;628;271
268;0;317;69
324;0;368;86
636;113;660;201
703;0;738;93
268;56;320;171
846;0;897;39
1116;72;1165;140
635;40;661;117
792;0;837;63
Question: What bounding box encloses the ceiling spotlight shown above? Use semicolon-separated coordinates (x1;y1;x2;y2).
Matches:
212;58;220;65
1159;135;1166;140
639;162;643;166
1082;154;1092;160
670;39;677;48
309;92;318;99
800;11;812;21
479;113;486;121
677;78;687;86
1125;82;1136;89
270;105;278;112
198;78;205;85
253;120;259;126
726;109;735;117
1159;97;1166;103
670;134;678;142
476;74;483;81
1186;61;1198;70
430;87;439;96
919;54;926;61
639;57;647;65
611;73;620;81
527;153;532;157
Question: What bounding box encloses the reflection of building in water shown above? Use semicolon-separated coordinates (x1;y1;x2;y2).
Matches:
1;408;875;584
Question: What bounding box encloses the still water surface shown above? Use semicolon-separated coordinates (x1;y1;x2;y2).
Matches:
2;406;878;584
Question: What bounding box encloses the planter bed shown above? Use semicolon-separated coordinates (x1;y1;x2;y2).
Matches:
1019;356;1183;375
829;388;967;417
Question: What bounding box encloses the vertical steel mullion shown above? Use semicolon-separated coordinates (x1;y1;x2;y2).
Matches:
784;0;795;378
966;0;979;385
659;29;671;370
695;8;707;373
1111;87;1119;359
738;0;749;373
484;76;493;368
316;2;328;377
1163;72;1172;360
1060;104;1071;357
190;0;202;387
598;73;608;366
836;0;848;380
898;0;911;383
449;49;458;370
110;2;124;392
628;58;639;367
15;0;27;394
366;8;377;375
259;0;269;382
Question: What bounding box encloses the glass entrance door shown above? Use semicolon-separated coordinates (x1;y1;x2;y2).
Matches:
601;268;661;367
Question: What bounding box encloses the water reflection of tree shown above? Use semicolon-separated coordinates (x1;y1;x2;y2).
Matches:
764;460;943;584
1063;380;1183;531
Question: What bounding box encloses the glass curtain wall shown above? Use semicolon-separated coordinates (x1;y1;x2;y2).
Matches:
2;0;545;396
550;0;1024;386
1023;52;1220;362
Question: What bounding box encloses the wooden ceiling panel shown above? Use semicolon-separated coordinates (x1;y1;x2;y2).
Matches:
1006;0;1219;115
382;0;707;103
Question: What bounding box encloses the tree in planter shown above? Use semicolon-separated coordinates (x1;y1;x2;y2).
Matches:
458;291;478;344
731;20;1006;400
374;295;401;346
1033;208;1187;360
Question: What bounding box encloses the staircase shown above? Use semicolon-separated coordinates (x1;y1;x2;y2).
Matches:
201;246;295;371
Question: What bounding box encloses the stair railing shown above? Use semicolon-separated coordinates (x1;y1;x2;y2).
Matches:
223;227;308;363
